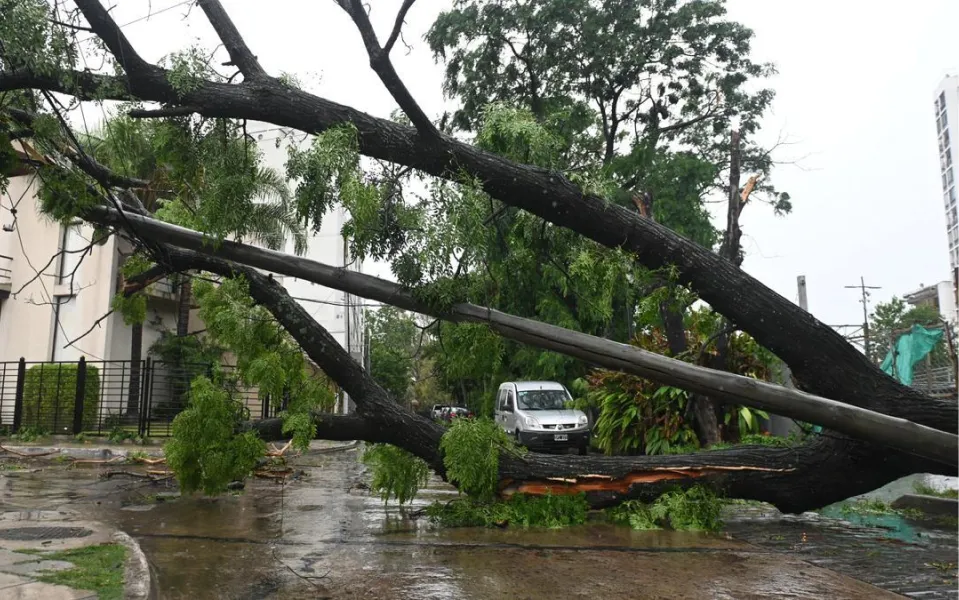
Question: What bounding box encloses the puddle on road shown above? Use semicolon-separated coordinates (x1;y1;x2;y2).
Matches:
1;450;955;599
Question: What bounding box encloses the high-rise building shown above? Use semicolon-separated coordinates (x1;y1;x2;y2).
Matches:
934;75;959;316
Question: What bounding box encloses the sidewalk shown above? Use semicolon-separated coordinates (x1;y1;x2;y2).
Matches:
0;511;150;600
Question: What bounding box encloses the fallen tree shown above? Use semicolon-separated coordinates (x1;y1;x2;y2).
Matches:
88;205;959;468
1;0;956;514
0;0;940;419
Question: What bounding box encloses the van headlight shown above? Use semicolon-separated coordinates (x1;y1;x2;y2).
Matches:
577;415;588;426
524;416;540;429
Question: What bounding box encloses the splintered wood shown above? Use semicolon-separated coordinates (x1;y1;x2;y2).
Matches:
501;464;795;496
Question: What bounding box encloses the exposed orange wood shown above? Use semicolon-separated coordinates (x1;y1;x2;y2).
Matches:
500;464;795;497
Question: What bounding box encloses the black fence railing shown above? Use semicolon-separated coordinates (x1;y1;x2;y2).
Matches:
0;358;272;438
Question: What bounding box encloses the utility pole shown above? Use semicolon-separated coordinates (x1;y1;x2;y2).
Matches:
797;275;808;311
845;276;881;359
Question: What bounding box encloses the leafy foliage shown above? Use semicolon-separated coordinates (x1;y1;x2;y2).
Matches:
426;493;588;528
192;277;335;449
439;417;522;500
165;376;266;495
588;308;777;454
606;485;724;531
361;443;431;505
367;307;419;403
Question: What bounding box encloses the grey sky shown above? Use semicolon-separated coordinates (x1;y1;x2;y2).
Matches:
91;0;957;329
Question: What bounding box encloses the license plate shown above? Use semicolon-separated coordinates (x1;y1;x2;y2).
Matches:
554;434;568;441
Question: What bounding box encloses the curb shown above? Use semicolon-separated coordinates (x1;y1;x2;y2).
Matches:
112;531;153;600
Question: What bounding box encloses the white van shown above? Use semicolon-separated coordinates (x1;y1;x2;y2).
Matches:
494;381;590;455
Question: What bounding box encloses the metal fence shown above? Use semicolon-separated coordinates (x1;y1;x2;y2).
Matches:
0;358;274;438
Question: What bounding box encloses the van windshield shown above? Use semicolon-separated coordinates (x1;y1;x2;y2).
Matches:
517;390;568;411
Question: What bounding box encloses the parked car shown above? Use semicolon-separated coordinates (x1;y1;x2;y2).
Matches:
448;407;473;420
493;381;589;455
430;404;451;420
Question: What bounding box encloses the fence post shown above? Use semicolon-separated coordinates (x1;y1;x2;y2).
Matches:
12;358;25;432
72;357;86;435
138;358;151;438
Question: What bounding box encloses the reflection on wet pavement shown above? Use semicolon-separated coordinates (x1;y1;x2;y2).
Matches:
1;447;955;599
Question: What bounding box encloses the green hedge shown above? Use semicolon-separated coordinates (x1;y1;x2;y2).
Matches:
22;363;100;432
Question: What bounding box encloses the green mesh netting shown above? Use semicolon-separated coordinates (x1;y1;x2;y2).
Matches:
879;324;945;385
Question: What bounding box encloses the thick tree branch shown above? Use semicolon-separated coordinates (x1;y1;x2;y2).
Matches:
82;206;959;467
0;68;134;101
73;0;158;80
384;0;417;55
195;0;268;80
336;0;439;138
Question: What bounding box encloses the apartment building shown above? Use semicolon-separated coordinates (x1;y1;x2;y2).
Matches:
934;75;959;315
0;136;366;422
903;280;958;326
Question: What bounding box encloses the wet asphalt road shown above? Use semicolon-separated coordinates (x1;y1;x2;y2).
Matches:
0;445;955;599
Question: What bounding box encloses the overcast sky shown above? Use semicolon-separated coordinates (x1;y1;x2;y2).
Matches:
90;0;958;329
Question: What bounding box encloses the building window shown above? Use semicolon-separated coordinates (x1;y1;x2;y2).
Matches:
50;295;78;362
57;221;86;287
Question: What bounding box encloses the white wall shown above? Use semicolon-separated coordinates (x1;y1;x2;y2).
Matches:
0;174;119;364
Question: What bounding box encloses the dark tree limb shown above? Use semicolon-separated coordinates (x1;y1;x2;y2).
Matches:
248;413;383;443
82;206;959;467
195;0;268;80
335;0;439;138
384;0;417;55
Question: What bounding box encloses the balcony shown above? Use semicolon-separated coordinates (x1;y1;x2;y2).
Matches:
0;254;11;299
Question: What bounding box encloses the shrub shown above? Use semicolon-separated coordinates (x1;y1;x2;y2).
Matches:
21;363;99;432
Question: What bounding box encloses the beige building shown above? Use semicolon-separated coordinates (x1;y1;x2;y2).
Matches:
0;143;365;427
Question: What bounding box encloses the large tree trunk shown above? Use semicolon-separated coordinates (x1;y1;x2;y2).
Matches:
124;245;955;514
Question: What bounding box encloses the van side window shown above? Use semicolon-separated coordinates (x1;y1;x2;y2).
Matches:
505;391;515;412
496;390;506;411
